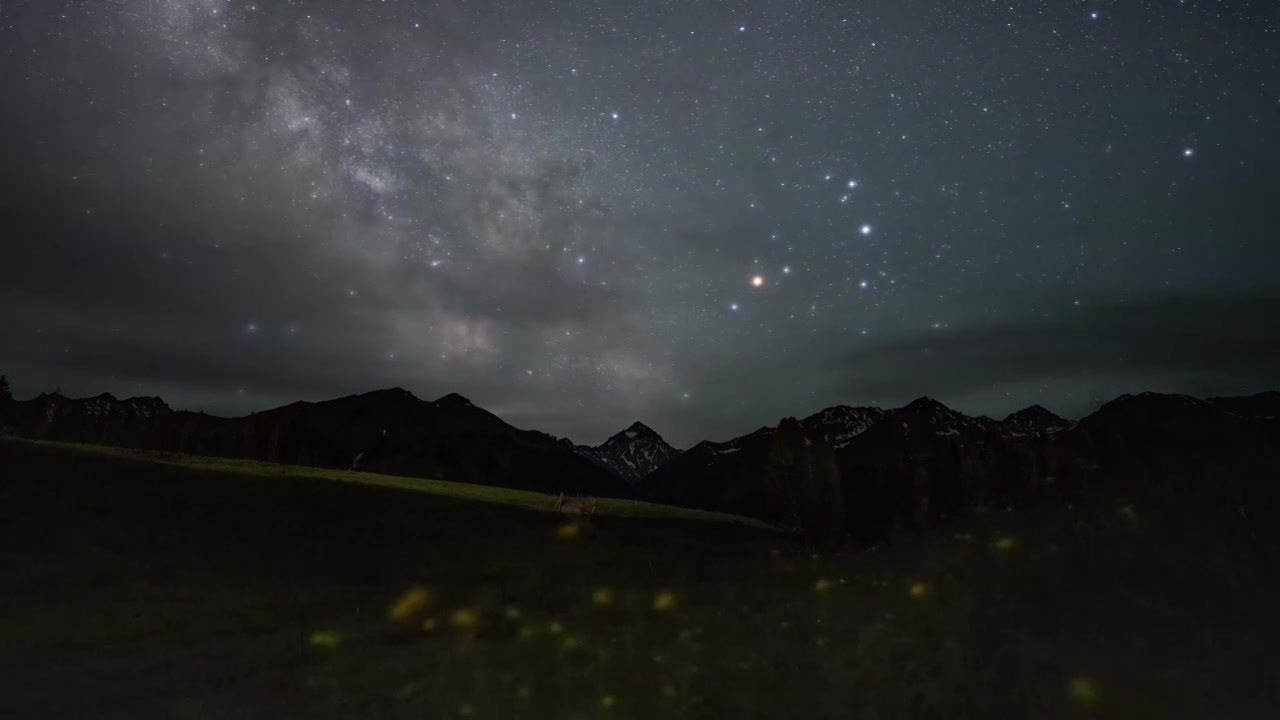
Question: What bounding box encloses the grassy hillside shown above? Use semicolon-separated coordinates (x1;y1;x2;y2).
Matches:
1;438;1277;719
5;439;765;526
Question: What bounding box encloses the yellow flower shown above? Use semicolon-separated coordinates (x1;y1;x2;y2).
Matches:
308;630;342;649
993;536;1018;552
653;591;679;612
814;578;834;592
600;694;616;710
593;587;616;607
547;620;565;635
450;608;480;631
1068;676;1102;707
909;582;929;599
387;586;432;622
556;523;581;539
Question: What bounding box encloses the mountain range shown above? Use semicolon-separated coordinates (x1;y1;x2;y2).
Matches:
2;381;1277;536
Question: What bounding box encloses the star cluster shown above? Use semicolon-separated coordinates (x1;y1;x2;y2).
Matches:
1;0;1277;445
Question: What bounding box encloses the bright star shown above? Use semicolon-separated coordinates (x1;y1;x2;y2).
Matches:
729;302;740;311
847;179;858;189
859;280;868;288
782;266;792;274
1183;147;1194;157
751;275;765;287
860;224;873;235
611;112;619;120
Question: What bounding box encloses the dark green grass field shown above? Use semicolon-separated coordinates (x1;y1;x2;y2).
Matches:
2;438;1278;719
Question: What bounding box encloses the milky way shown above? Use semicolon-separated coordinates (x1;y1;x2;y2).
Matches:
1;0;1278;445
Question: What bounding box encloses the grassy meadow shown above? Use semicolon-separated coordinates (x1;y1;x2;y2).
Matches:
1;438;1277;719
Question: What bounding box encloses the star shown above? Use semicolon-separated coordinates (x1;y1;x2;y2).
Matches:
729;302;740;311
860;224;873;235
847;179;858;189
782;266;792;274
1182;147;1194;157
751;275;765;287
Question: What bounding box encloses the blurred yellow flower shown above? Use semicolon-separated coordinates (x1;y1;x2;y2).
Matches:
450;608;480;630
653;591;679;612
1069;675;1102;707
548;620;565;635
593;587;616;607
557;523;581;539
909;582;929;599
993;536;1018;552
600;694;616;710
387;586;432;622
308;630;342;649
814;578;834;592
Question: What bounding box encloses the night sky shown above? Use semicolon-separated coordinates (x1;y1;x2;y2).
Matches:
2;1;1278;446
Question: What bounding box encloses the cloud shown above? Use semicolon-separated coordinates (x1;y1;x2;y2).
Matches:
834;293;1280;401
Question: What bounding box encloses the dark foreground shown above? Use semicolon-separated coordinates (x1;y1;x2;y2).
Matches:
1;439;1277;719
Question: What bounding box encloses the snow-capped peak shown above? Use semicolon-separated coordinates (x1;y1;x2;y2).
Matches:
576;421;681;485
999;404;1072;436
800;405;885;448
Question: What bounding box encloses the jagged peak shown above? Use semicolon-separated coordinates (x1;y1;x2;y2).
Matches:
804;404;884;420
432;392;473;408
1003;404;1064;423
366;386;419;400
901;396;952;413
1102;391;1209;412
603;420;665;442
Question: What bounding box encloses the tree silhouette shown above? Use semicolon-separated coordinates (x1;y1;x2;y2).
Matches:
0;375;10;402
767;417;844;533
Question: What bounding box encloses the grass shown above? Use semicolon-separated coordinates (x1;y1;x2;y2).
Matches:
7;438;770;527
1;437;1277;719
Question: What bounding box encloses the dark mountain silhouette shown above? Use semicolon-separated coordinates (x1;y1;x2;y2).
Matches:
1;387;629;498
799;405;885;448
574;421;681;485
639;392;1280;537
1207;390;1280;419
4;381;1278;538
998;404;1073;436
640;426;777;517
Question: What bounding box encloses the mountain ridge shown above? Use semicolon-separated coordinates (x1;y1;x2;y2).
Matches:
4;385;1278;536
